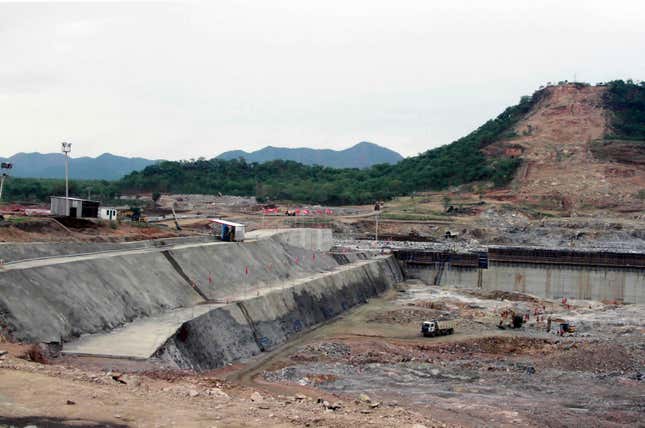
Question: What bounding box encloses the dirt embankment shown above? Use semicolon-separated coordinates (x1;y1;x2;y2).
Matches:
0;216;197;243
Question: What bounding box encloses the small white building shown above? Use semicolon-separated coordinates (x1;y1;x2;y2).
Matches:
50;196;99;218
99;207;119;221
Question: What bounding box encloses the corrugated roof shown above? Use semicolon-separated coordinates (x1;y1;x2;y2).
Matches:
208;218;245;227
50;196;100;203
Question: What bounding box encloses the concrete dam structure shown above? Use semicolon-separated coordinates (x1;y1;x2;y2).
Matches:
396;247;645;304
155;256;401;370
0;229;403;370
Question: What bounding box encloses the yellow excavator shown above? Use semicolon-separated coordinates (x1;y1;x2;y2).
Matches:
119;207;147;223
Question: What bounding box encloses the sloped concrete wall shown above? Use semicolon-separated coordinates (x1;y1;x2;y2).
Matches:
0;236;213;263
246;229;333;251
0;229;357;343
155;256;403;371
167;238;339;301
153;304;260;369
0;252;202;342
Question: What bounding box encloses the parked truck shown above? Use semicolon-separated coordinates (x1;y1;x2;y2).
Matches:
421;319;456;337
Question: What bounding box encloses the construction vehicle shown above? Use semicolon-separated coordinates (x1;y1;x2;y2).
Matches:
119;207;146;223
421;319;455;337
497;309;524;330
558;320;576;334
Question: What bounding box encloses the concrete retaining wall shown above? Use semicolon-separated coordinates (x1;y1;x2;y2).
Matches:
168;238;339;301
0;229;374;343
0;252;202;342
246;229;333;252
403;262;645;303
485;262;644;303
155;256;403;371
0;236;214;263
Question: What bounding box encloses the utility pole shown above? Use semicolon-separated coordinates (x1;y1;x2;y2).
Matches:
61;142;72;215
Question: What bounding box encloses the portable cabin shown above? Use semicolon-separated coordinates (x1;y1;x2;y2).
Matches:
208;218;245;242
99;207;119;221
50;196;99;218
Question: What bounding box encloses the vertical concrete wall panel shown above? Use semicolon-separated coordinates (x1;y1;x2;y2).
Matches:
401;260;643;303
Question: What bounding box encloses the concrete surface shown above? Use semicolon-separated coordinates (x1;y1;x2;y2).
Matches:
0;236;214;264
0;251;204;343
155;255;403;370
0;229;349;343
168;238;339;301
62;257;402;361
246;228;333;251
0;241;228;271
403;262;645;303
63;304;221;359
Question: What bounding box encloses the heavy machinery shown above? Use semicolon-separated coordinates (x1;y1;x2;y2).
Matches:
421;319;455;337
119;207;146;223
497;309;524;329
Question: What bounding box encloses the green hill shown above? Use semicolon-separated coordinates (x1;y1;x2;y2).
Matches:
6;80;642;205
118;91;539;204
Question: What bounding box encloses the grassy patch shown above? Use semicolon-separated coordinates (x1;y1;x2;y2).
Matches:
2;216;34;224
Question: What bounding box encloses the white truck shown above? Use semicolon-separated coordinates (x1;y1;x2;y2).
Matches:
421;319;456;337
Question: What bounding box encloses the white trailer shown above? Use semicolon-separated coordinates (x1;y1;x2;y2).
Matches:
208;218;245;242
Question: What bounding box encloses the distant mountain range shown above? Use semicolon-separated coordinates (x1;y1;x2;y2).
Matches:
216;142;403;168
1;142;403;180
0;152;158;180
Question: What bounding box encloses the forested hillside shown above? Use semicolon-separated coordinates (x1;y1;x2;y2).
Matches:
117;92;538;204
603;80;645;140
5;80;643;206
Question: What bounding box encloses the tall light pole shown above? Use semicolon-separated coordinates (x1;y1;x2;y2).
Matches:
0;162;13;201
61;142;72;215
0;173;7;201
374;201;380;244
375;211;379;243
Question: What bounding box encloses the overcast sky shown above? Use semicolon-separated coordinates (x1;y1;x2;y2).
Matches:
1;1;643;160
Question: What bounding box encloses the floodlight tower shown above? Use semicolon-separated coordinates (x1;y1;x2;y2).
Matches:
61;142;72;215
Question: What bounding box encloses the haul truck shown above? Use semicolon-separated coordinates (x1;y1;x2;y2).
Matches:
421;319;455;337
